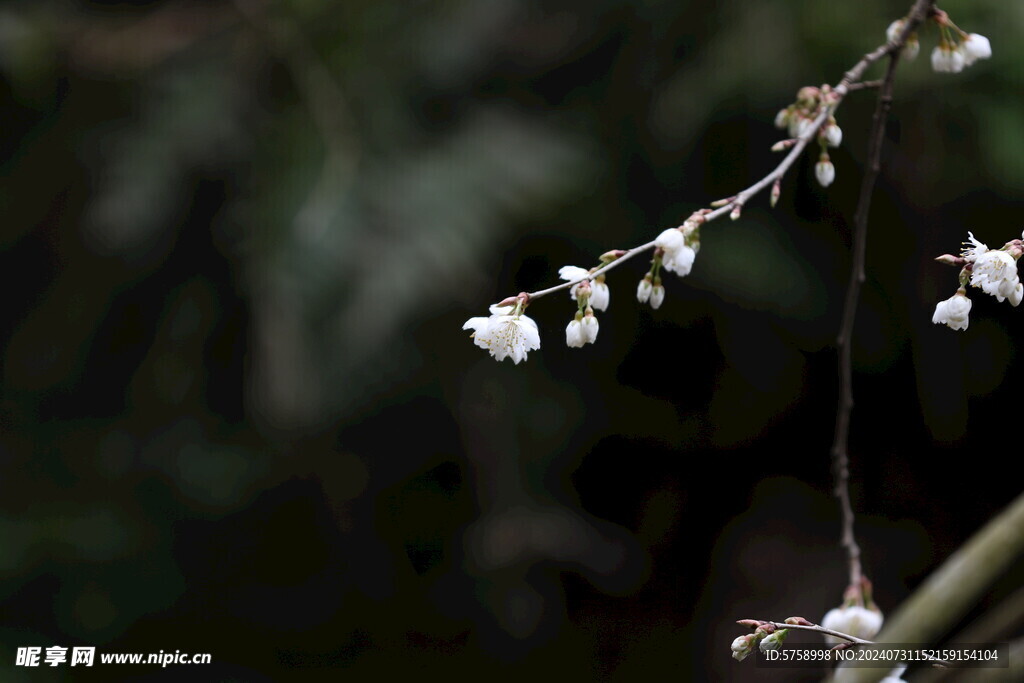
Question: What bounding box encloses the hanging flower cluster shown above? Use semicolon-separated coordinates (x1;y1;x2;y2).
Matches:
887;10;991;75
821;577;884;644
563;278;600;348
932;231;1023;331
635;215;704;311
774;85;842;188
557;250;626;349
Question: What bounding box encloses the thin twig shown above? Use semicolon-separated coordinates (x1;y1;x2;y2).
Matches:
739;620;952;667
524;20;911;304
763;621;875;645
528;240;656;299
830;0;936;590
845;80;884;92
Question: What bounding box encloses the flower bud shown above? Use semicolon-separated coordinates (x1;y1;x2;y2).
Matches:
815;158;836;188
650;284;665;309
886;18;905;44
636;277;653;303
795;116;815;139
759;629;789;653
902;35;919;61
731;634;756;661
565;318;585;348
590;280;610;311
599;249;627;263
581;313;599;343
796;86;820;105
931;44;965;73
822;121;842;148
961;33;992;66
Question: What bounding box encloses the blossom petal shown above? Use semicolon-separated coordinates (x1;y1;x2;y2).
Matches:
590;282;610;311
558;266;590;282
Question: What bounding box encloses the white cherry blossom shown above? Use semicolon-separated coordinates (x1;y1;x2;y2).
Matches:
655;228;684;253
822;122;842;148
463;304;540;364
961;33;991;66
649;284;665;309
558;265;591;300
971;250;1020;303
657;226;698;277
885;18;919;61
932;292;972;330
590;280;610;311
821;605;883;644
886;19;905;44
815;159;836;187
636;278;652;303
558;266;609;311
931;45;965;73
663;244;696;276
565;319;585;348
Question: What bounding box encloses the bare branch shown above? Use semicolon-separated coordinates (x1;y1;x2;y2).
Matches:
831;0;936;589
524;6;926;304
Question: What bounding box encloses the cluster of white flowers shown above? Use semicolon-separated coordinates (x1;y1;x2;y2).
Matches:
635;275;664;309
964;233;1023;304
933;231;1023;332
931;32;991;73
465;13;995;363
887;14;991;75
657;223;699;276
730;634;757;661
462;302;540;364
558;265;608;348
634;219;702;311
565;313;598;347
774;87;837;142
773;86;842;188
729;621;793;662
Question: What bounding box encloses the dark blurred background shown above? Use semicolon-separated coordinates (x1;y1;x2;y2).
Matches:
1;0;1021;681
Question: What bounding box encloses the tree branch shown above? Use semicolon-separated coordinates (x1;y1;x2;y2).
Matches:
830;0;936;590
523;8;925;304
839;490;1024;683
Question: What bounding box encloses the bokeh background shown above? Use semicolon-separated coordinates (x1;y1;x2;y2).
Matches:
1;0;1022;680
